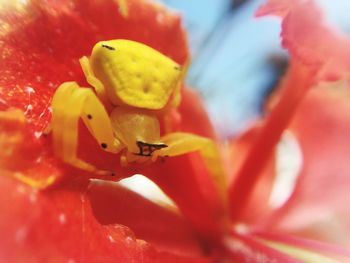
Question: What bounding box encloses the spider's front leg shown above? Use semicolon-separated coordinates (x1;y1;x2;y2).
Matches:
51;82;123;175
154;132;227;193
79;56;113;111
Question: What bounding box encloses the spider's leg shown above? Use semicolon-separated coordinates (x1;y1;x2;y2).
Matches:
79;56;113;110
51;82;122;175
155;132;227;194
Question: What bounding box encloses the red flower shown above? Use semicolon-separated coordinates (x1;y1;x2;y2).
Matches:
1;0;350;262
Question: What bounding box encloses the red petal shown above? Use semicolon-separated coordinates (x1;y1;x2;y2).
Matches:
0;176;211;262
256;0;304;17
256;0;350;82
259;82;350;247
227;124;276;223
228;61;312;220
175;88;217;139
0;0;189;182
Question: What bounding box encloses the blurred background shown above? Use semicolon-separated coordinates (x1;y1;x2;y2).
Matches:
159;0;350;138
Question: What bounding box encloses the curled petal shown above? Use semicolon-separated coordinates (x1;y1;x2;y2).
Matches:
227;124;276;223
256;0;350;82
259;81;350;247
87;179;205;257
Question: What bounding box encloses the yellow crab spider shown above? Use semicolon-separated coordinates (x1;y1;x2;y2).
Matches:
50;39;224;180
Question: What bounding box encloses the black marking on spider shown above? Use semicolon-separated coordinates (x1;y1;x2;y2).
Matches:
102;44;116;51
101;143;108;149
134;141;168;156
87;114;93;120
174;66;181;70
